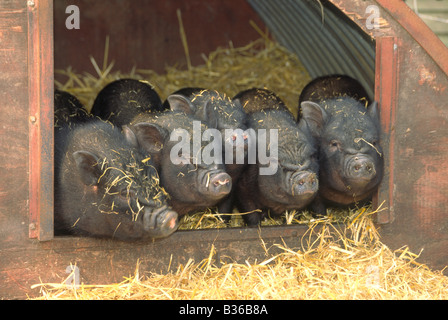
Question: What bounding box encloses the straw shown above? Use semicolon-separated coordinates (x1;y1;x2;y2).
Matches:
31;205;448;299
55;26;310;116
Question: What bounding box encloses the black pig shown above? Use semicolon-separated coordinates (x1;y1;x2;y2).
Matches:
165;88;247;133
234;88;319;226
54;90;92;128
298;74;371;106
164;88;249;161
91;79;164;127
299;75;383;214
233;87;290;114
161;87;203;110
128;111;232;216
54;119;178;240
164;88;249;214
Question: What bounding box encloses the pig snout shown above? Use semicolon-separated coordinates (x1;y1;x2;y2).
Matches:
290;171;319;197
205;171;232;198
346;154;377;186
143;205;178;238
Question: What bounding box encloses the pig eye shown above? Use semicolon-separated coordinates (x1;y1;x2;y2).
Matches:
119;188;137;200
329;140;341;148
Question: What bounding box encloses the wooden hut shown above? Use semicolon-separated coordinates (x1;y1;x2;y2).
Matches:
0;0;447;298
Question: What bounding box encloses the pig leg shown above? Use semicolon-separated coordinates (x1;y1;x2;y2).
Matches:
310;194;328;216
217;193;235;223
242;207;263;227
234;164;264;227
236;192;263;227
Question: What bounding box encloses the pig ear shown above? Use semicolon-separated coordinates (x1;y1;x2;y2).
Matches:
202;100;219;129
167;94;196;114
121;125;139;148
297;118;312;137
73;150;101;186
131;122;167;155
367;101;379;122
300;101;328;136
232;98;243;110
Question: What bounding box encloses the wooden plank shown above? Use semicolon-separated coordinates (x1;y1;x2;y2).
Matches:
0;0;25;10
27;0;54;240
374;37;399;224
0;2;30;247
376;20;448;270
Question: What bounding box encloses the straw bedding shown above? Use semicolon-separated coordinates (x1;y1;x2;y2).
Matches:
55;27;307;117
33;205;448;299
43;29;448;300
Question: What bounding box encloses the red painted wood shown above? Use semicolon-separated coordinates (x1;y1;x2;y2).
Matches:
374;37;399;224
27;0;54;240
0;1;31;247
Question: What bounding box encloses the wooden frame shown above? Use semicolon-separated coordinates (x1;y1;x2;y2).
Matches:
28;0;54;241
374;36;399;224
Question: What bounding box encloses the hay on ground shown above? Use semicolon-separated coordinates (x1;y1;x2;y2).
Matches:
32;205;448;300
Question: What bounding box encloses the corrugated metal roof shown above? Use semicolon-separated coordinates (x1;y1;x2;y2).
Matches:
248;0;376;100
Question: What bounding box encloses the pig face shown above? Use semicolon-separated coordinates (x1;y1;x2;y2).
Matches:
55;121;178;240
166;89;250;167
255;114;319;213
71;148;178;239
128;115;232;216
301;98;383;204
162;147;232;207
235;108;319;226
257;154;318;214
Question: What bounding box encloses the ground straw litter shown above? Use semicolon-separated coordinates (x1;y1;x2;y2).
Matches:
32;205;448;299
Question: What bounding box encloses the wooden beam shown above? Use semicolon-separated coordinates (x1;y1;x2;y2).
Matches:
27;0;54;241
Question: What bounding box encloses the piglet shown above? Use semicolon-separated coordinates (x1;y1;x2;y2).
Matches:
55;119;178;240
